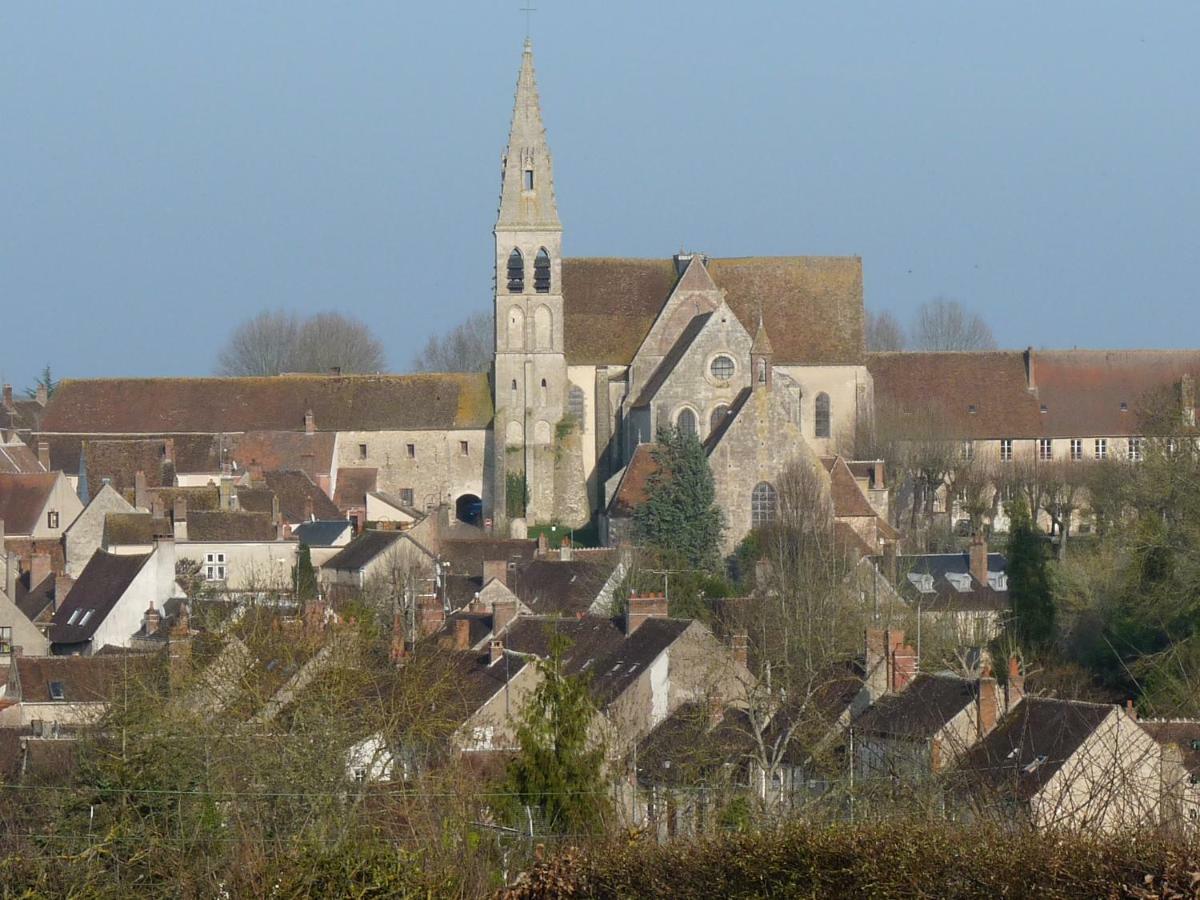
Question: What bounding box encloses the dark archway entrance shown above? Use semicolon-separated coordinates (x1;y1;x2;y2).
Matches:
455;493;483;526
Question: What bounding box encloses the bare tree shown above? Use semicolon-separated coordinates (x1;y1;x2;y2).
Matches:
411;310;493;373
866;310;907;351
216;310;386;376
912;298;997;351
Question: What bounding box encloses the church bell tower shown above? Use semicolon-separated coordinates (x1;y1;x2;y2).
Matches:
493;39;567;529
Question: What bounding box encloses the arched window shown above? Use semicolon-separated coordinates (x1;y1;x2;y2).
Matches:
751;482;778;528
757;358;768;383
815;392;831;438
540;378;548;405
534;305;552;349
568;384;586;425
510;378;518;395
676;408;697;437
534;420;552;444
507;306;525;350
506;420;523;447
534;248;551;293
710;404;729;436
507;248;524;293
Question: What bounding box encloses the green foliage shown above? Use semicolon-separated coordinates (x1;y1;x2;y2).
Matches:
633;426;724;571
294;542;317;601
505;635;609;836
506;470;528;518
528;518;602;548
24;363;58;400
1006;497;1056;649
623;563;731;622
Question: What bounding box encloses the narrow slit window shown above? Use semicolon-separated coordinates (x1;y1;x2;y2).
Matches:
523;169;534;191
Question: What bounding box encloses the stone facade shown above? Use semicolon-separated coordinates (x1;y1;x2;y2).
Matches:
64;483;133;577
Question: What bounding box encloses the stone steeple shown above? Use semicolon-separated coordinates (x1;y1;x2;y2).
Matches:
751;314;774;390
497;40;561;232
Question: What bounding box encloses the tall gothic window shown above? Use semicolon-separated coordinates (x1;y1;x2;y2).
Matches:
534;248;551;293
751;482;778;527
676;408;697;437
540;378;548;406
709;404;730;436
507;248;524;293
815;392;832;438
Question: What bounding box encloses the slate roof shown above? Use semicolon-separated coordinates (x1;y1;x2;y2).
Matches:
437;538;538;578
0;473;57;535
954;697;1114;801
503;615;692;709
0;442;44;475
186;510;278;542
334;468;377;509
321;530;406;572
40;373;494;434
853;673;979;740
49;551;152;645
510;553;619;617
632;313;714;408
561;256;864;366
883;552;1010;613
1138;720;1200;776
14;572;57;622
293;520;353;547
868;349;1200;441
634;702;756;788
262;470;339;522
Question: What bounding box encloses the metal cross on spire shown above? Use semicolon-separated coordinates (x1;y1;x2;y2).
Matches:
520;2;537;40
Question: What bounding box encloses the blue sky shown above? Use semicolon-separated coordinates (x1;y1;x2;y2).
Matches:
2;2;1197;388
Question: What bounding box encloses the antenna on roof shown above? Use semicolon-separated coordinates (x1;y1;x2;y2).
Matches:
520;2;536;41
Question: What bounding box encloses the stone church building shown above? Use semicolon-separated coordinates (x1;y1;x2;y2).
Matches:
490;41;870;547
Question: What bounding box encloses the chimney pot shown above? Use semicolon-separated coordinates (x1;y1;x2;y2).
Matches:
489;638;504;666
145;602;162;636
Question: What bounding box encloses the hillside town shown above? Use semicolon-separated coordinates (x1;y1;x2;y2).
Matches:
4;33;1200;898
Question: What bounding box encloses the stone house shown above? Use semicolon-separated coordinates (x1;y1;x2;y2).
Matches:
1137;719;1200;834
0;471;83;556
319;530;436;597
954;697;1161;832
1;651;160;730
63;482;134;577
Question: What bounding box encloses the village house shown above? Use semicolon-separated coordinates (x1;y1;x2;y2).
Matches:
0;472;83;564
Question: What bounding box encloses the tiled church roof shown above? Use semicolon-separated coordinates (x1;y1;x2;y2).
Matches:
562;256;864;366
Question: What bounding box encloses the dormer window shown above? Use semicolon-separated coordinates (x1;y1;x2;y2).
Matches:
523;169;534;191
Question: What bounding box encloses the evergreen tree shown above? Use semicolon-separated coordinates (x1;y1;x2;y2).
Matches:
633;426;724;570
1006;498;1056;648
294;543;317;601
505;635;609;836
25;363;58;400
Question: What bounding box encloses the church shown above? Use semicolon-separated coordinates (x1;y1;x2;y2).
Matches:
491;40;872;548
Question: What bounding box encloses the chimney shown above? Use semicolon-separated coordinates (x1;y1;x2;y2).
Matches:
134;471;148;510
29;552;51;590
162;438;175;464
731;631;749;669
1006;655;1024;710
390;606;406;664
145;602;161;636
1125;699;1138;722
153;535;176;606
1024;346;1036;391
969;533;988;586
37;441;50;471
304;409;316;435
536;532;549;556
1;384;11;411
172;497;188;541
891;638;918;693
483;557;508;587
218;476;235;510
151;495;165;520
35;384;47;406
417;594;445;637
626;592;668;636
4;550;17;600
304;495;314;523
559;535;573;562
54;573;73;608
454;616;471;650
492;597;518;634
489;638;504;666
977;675;999;738
276;514;286;542
872;460;885;490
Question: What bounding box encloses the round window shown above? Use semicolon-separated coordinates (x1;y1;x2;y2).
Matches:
710;355;735;381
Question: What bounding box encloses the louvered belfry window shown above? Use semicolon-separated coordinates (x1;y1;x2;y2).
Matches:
507;249;524;292
534;248;551;293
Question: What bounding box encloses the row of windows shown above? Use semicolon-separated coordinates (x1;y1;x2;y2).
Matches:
673;392;831;439
506;248;552;294
968;437;1144;463
355;441;470;461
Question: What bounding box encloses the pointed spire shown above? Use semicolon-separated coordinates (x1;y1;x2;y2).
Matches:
752;312;774;356
497;41;561;231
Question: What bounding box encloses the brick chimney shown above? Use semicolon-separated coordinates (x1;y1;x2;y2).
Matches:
626;592;668;636
977;675;999;738
492;597;518;635
454;616;471;650
134;470;148;510
489;638;504;666
162;438;175;465
483;557;508;587
891;635;918;692
1;384;11;411
417;594;445;637
731;630;749;669
1006;656;1024;710
145;602;161;637
559;535;573;562
37;441;50;471
872;459;885;490
29;552;52;590
304;409;316;435
969;533;988;586
172;497;188;541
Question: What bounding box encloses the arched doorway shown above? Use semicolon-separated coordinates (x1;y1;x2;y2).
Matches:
455;493;483;526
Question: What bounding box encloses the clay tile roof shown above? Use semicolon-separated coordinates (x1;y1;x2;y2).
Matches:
854;673;979;740
40;373;494;434
824;456;878;519
334;468;378;509
49;551;152;644
233;487;275;515
45;434;222;478
103;512;166;546
562;256;863;365
263;470;340;522
0;473;57;535
13;652;162;703
1139;720;1200;775
0;442;44;475
147;486;220;512
230;430;336;478
186;510;278;542
82;439;175;495
955;697;1114;801
607;443;660;518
